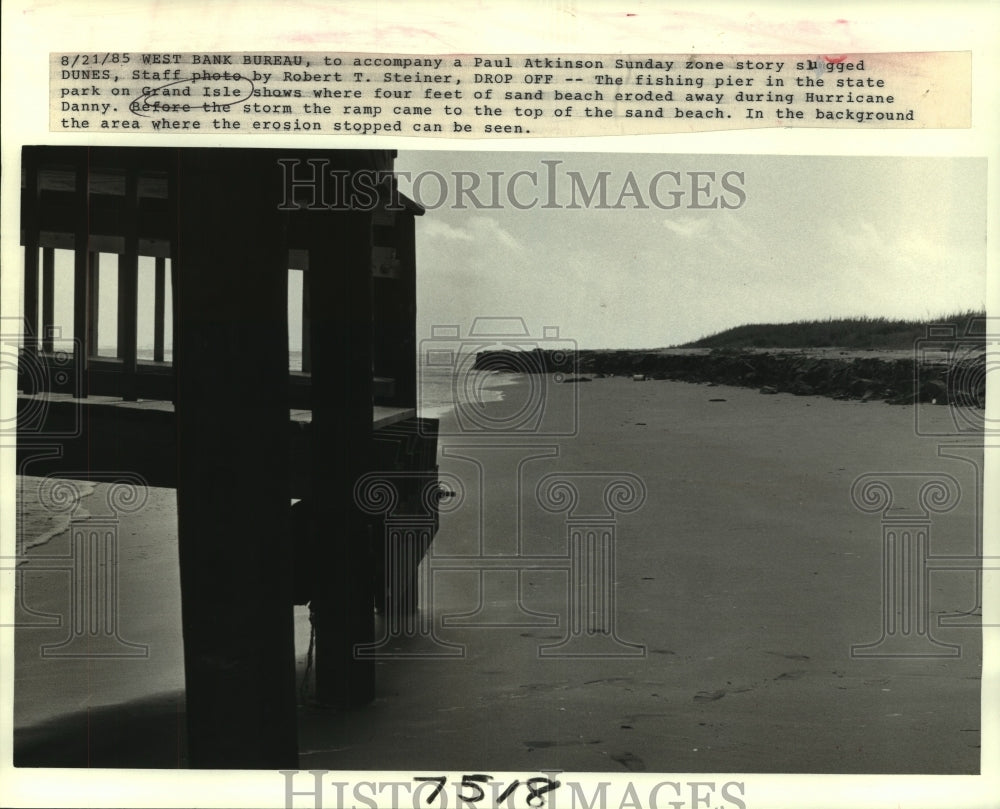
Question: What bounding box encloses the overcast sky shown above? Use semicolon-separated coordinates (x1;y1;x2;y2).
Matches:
397;152;986;349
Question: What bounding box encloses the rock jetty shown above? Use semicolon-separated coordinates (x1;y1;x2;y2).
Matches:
472;347;985;406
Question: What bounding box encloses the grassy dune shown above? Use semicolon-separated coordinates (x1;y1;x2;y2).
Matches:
679;310;986;350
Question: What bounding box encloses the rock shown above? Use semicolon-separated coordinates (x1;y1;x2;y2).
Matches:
919;378;948;404
759;386;779;395
849;378;876;396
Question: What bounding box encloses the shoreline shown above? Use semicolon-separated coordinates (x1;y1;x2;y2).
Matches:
418;369;525;420
16;478;98;554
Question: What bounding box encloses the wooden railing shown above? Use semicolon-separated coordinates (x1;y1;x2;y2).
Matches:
20;146;422;410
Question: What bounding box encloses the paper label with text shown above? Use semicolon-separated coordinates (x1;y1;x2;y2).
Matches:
51;51;970;135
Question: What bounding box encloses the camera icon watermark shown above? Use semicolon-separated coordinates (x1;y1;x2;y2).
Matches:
913;316;996;436
2;318;83;439
419;317;578;436
10;472;150;657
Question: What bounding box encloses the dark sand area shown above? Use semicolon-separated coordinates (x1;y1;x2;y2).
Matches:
12;375;984;774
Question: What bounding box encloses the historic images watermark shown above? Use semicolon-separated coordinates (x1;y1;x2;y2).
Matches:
327;318;647;664
1;319;83;439
5;317;149;655
849;472;965;658
912;316;995;437
849;318;995;657
280;769;748;809
9;472;151;658
346;457;649;662
420;318;579;437
353;314;994;667
351;470;468;659
277;159;747;212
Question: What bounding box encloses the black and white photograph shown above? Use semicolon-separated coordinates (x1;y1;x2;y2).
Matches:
7;145;991;770
2;3;998;809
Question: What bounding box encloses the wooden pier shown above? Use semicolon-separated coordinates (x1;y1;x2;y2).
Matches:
17;146;437;768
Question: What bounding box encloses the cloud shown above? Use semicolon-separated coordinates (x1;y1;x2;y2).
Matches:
420;215;524;252
420;218;473;242
661;218;712;238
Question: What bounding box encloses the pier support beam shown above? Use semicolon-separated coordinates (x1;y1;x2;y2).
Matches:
153;256;166;363
41;248;54;353
308;204;376;707
21;148;40;380
117;162;139;401
72;155;90;398
174;150;298;768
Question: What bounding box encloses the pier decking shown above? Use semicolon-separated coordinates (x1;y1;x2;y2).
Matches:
17;146;436;768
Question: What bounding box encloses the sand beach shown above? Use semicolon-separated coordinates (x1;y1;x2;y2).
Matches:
13;373;983;774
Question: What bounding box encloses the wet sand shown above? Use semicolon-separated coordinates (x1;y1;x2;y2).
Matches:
13;375;983;773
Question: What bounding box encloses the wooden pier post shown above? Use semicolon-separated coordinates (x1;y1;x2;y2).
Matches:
394;212;419;408
307;201;377;707
86;254;100;359
21;148;40;389
153;257;166;363
22;244;39;356
72;156;89;398
173;149;298;768
300;269;311;374
117;165;139;400
41;248;54;354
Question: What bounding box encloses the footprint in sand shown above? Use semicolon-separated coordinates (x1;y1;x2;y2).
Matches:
518;682;568;694
524;739;600;751
693;689;726;702
523;740;558;750
774;670;807;681
765;651;811;661
584;677;634;686
622;711;669;721
610;751;646;771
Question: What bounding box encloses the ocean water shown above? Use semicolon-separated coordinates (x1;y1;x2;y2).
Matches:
418;362;516;418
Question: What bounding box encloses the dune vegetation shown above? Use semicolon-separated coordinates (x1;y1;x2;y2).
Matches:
679;310;986;350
